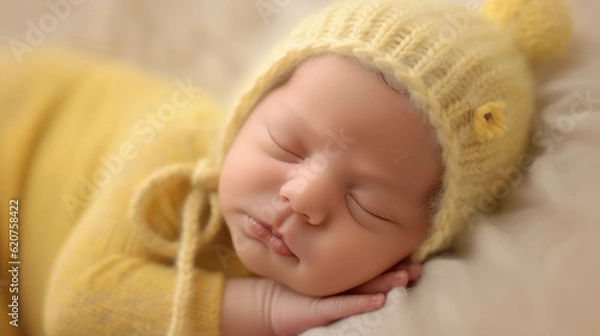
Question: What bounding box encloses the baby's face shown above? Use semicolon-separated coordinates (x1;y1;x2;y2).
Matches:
219;55;442;296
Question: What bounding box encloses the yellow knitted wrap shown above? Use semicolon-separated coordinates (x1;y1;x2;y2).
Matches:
129;0;573;333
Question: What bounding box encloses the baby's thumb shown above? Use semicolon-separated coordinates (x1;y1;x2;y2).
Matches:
311;293;385;323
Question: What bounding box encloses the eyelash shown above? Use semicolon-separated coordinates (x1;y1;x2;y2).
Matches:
346;194;390;223
268;129;302;160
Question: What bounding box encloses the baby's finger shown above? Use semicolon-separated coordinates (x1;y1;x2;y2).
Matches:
406;263;422;282
347;271;408;295
313;293;385;323
389;262;422;282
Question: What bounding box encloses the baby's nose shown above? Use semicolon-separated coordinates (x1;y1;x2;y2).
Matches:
279;174;334;225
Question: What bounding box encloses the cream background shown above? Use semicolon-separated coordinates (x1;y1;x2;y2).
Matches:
1;0;599;335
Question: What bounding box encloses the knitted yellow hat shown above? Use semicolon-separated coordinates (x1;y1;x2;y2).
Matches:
216;0;573;263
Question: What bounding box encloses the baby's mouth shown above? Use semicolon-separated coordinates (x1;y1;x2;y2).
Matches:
269;227;284;240
247;215;295;257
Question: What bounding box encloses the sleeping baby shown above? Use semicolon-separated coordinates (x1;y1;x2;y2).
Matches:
0;0;572;335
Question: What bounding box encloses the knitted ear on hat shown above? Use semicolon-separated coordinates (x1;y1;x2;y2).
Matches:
480;0;573;61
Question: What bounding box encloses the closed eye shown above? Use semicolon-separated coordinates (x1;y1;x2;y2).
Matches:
346;193;392;223
267;128;302;160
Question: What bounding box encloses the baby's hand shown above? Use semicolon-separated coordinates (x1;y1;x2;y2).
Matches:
344;259;422;295
263;278;386;336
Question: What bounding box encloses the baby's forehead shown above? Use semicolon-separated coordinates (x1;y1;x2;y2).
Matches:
265;72;441;178
277;63;430;139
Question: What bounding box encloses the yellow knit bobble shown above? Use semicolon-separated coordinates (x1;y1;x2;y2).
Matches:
480;0;573;61
480;0;521;24
473;101;507;141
